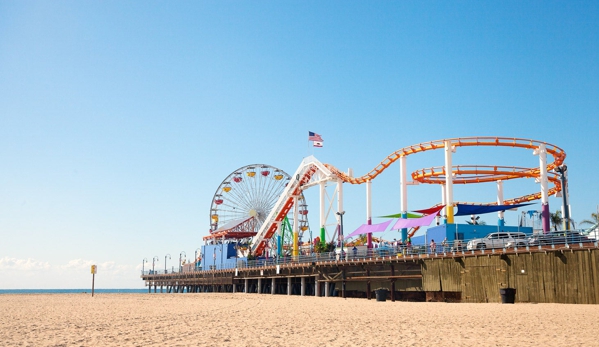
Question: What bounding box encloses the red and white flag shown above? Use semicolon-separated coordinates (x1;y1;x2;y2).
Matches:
308;131;323;142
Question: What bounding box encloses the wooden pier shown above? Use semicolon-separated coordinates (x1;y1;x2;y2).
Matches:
142;244;599;304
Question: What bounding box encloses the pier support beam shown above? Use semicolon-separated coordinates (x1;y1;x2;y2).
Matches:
315;277;320;297
271;278;276;295
325;282;329;297
301;277;306;296
258;278;262;294
244;279;248;293
287;277;292;295
366;269;371;300
390;264;396;302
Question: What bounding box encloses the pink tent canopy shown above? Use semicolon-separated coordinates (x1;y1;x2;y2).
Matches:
345;220;392;239
391;212;438;230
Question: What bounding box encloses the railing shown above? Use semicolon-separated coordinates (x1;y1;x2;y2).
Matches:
141;231;599;276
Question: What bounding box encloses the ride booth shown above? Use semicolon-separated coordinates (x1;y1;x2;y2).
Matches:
201;243;244;270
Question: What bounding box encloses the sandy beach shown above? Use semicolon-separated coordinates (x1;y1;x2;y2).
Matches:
0;293;596;347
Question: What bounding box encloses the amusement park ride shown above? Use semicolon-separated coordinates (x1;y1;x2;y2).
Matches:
203;137;568;260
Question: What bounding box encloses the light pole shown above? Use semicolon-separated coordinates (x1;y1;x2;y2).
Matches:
195;248;201;271
336;211;345;257
179;251;186;273
164;254;171;274
555;165;571;230
152;256;159;274
142;258;148;275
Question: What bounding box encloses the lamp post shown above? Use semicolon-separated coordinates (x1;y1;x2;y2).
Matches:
142;258;148;275
555;165;571;230
195;248;201;271
164;254;171;274
152;256;159;275
336;211;345;258
179;251;186;273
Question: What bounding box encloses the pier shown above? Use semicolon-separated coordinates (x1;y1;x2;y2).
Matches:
142;242;599;304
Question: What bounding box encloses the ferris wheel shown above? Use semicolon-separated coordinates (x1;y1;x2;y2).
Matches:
209;164;309;244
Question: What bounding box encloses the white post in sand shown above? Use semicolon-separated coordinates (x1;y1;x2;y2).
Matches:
271;278;276;295
324;282;329;297
244;279;248;293
257;278;262;294
287;277;292;296
301;277;306;296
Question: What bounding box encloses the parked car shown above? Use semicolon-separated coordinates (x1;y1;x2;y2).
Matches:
466;232;528;250
527;231;593;246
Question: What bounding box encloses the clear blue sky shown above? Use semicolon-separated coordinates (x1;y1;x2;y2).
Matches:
1;1;597;288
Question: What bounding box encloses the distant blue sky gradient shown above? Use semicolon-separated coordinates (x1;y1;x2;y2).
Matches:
1;1;597;288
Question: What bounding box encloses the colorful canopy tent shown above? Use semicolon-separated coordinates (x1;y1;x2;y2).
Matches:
392;212;439;230
412;205;445;215
453;203;533;216
379;204;445;219
345;219;393;239
377;212;423;219
390;205;445;230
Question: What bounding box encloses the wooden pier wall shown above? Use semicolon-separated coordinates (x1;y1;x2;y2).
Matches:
143;247;599;304
421;248;599;304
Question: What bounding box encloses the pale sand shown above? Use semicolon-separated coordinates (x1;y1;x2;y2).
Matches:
0;294;597;347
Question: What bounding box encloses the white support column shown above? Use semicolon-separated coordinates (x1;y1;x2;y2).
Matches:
366;179;372;224
497;180;505;227
366;179;373;248
244;279;248;293
400;155;408;241
319;180;326;245
534;144;550;232
444;140;455;223
337;179;344;214
287;277;292;296
337;179;344;247
233;282;237;293
257;278;262;294
276;221;282;257
324;282;329;297
441;184;446;224
271;278;276;295
301;277;306;296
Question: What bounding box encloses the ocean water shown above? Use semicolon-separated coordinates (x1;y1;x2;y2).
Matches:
0;289;147;294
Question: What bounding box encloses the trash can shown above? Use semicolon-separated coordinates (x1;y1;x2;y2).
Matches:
499;288;516;304
375;289;388;302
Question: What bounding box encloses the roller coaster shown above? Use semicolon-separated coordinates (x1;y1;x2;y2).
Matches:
206;137;566;257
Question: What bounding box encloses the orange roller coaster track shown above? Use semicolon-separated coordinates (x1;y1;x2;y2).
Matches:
324;137;566;205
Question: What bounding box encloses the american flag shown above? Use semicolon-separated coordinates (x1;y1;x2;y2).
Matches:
308;131;323;142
